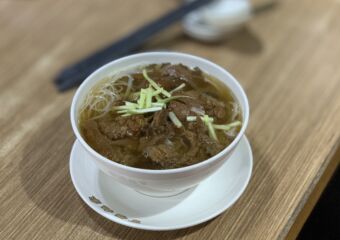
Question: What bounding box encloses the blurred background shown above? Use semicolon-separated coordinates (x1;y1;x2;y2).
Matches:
0;0;339;239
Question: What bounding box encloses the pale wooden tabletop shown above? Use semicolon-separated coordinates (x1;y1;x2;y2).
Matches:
1;0;339;239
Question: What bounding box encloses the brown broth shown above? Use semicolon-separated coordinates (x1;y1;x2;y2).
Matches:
79;63;242;169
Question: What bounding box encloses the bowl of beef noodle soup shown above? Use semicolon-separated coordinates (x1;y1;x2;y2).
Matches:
71;52;249;197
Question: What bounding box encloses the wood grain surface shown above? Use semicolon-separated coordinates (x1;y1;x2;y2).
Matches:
0;0;339;239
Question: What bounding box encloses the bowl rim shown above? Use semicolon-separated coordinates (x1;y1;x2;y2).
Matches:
70;51;249;175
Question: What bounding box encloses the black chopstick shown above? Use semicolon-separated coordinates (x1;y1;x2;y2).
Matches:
55;0;213;91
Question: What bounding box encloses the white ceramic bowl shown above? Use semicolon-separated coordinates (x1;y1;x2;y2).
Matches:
70;52;249;197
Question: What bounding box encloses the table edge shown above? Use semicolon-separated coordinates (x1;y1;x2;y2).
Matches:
283;138;340;240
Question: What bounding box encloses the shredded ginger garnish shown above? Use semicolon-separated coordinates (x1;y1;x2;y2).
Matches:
113;69;189;117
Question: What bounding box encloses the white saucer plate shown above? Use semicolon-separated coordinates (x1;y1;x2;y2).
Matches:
70;136;253;231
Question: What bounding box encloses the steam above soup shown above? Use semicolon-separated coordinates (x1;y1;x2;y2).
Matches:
79;63;242;169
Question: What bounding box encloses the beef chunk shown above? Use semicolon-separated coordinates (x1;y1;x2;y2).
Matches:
145;144;179;168
130;73;148;90
198;133;224;156
161;64;193;81
138;135;166;152
168;101;191;121
200;93;227;122
151;109;168;129
81;120;113;156
144;128;207;168
161;64;203;85
97;114;148;140
81;120;140;166
180;130;199;157
193;118;224;156
149;64;203;91
181;91;227;121
155;76;184;91
175;92;206;116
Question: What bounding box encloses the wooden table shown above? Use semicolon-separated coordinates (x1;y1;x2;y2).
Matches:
1;0;339;239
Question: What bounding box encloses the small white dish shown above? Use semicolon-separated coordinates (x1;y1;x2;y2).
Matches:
183;0;252;41
69;136;253;231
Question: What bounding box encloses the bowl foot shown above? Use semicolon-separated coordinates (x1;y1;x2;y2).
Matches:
134;186;196;198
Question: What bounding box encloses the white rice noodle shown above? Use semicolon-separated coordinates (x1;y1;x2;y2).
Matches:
124;75;134;97
80;72;134;120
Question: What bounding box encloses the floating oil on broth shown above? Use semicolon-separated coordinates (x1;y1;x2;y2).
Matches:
79;63;242;170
